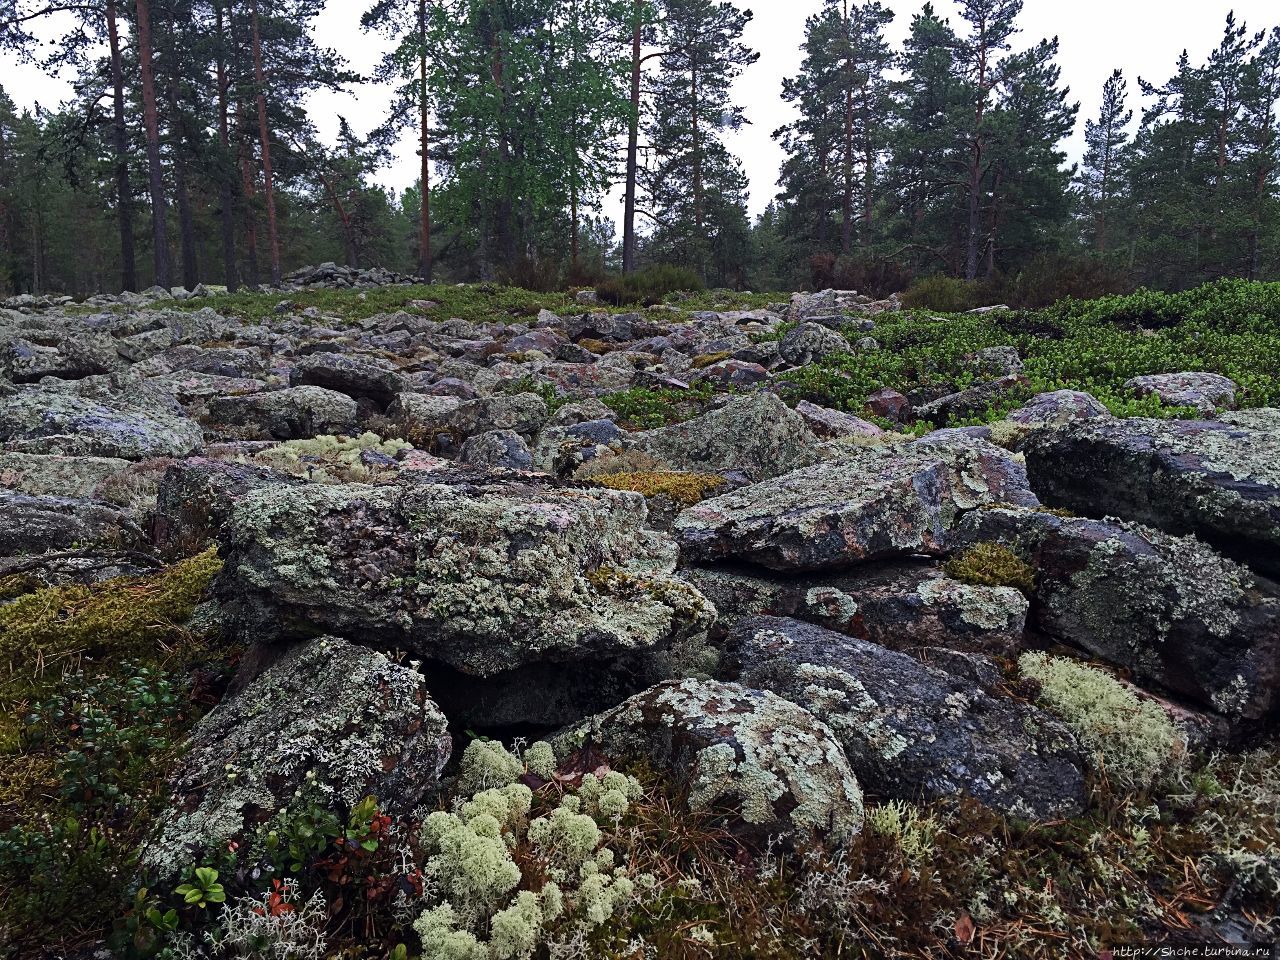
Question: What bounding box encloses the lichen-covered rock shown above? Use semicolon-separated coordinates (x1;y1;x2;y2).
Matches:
552;678;863;845
1022;415;1280;577
289;352;407;408
1006;390;1111;426
778;323;852;366
958;508;1280;721
143;636;451;880
0;451;130;498
729;617;1085;818
1125;372;1237;413
675;436;1038;571
0;385;204;459
207;385;359;440
0;488;143;556
217;478;714;678
632;393;823;482
794;400;884;440
684;560;1027;656
458;429;533;470
151;457;305;556
444;392;550;439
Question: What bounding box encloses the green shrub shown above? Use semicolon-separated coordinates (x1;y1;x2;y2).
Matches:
596;265;705;306
900;275;992;313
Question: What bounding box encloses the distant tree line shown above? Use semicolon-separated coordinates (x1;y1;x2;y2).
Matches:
0;0;1277;296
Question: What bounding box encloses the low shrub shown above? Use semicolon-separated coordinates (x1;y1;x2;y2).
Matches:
596;265;705;306
899;275;994;313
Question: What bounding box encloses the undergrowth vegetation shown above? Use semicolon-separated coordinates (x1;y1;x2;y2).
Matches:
780;279;1280;425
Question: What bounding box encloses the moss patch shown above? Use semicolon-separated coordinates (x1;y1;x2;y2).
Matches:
944;542;1037;593
592;471;727;507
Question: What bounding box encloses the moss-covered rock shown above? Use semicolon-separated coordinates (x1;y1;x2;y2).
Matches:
217;478;715;680
207;385;359;440
685;560;1028;656
0;384;204;459
143;635;450;879
553;677;864;846
0;451;131;498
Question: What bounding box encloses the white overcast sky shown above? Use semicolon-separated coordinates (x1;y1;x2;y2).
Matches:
3;0;1277;220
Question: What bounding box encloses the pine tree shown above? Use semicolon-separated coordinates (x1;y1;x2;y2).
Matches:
641;0;756;283
883;3;967;275
1079;69;1131;253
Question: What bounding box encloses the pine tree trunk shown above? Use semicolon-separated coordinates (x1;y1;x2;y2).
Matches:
135;0;172;288
417;0;433;281
250;0;282;285
215;1;239;291
107;0;137;293
622;6;641;274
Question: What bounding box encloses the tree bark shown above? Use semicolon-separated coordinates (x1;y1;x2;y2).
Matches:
250;0;282;285
134;0;171;288
215;0;239;291
106;0;137;292
622;3;642;273
417;0;432;281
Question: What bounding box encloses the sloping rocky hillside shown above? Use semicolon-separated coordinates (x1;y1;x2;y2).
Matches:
1;276;1277;958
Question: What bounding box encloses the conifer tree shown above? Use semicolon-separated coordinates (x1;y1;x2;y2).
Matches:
1079;69;1131;254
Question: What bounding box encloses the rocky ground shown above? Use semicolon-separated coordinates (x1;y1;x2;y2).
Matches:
1;272;1277;959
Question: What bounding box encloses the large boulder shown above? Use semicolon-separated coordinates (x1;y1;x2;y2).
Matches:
207;385;359;440
1022;415;1280;577
675;436;1038;571
0;488;143;557
1125;372;1237;413
143;636;451;880
1006;390;1111;427
0;451;130;499
553;678;864;845
289;352;407;409
959;508;1280;722
778;323;851;366
729;617;1086;818
685;560;1028;656
0;386;204;460
217;478;715;678
632;393;823;482
151;457;305;556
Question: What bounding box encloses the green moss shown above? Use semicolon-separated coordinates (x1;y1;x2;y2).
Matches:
592;471;726;506
691;351;733;369
944;542;1037;593
0;550;222;747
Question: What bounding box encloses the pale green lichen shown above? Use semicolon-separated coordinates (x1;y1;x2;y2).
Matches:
1019;652;1186;790
248;431;411;484
413;740;651;958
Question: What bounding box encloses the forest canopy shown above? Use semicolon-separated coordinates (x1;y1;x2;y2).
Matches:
0;0;1278;296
